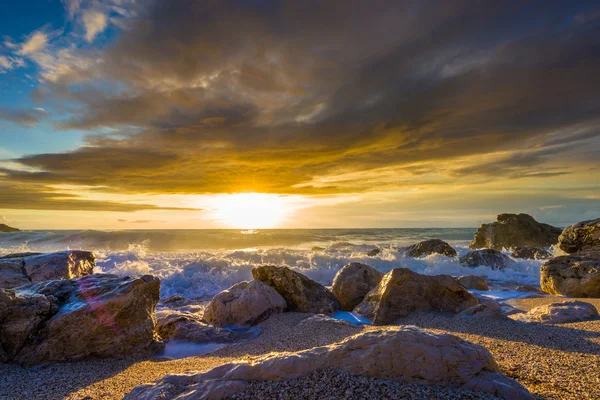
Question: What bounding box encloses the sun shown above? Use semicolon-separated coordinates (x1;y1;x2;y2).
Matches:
211;193;291;229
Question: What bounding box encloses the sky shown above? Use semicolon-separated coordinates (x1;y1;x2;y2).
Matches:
0;0;599;230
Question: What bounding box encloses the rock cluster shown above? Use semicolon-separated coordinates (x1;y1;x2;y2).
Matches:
459;249;512;270
203;280;286;327
252;265;340;314
540;218;600;297
354;268;478;324
0;273;162;366
331;262;383;311
0;250;95;289
470;213;561;250
404;239;457;258
511;246;552;260
512;301;599;324
126;327;532;400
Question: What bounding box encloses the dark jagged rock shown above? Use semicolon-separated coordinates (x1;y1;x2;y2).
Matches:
558;218;600;256
366;248;381;257
331;263;383;311
460;249;512;270
252;265;340;314
0;273;163;366
470;214;561;250
354;268;478;325
511;246;552;260
0;224;19;233
405;239;457;258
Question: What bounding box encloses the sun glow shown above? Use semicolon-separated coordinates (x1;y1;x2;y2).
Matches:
211;193;291;229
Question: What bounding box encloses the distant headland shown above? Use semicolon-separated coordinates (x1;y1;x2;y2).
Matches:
0;224;19;232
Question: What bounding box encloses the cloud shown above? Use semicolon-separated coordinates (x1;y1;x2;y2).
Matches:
1;0;599;212
19;31;48;55
0;55;24;72
0;107;46;126
82;9;108;42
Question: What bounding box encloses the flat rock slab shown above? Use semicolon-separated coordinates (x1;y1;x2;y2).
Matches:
512;300;599;324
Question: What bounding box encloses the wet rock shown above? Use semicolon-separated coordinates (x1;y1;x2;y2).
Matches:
512;300;599;324
511;246;552;260
203;280;286;327
1;273;163;366
456;275;489;291
405;239;457;258
470;213;561;250
161;295;186;305
126;327;532;400
252;265;340;314
354;268;478;325
540;255;600;297
0;251;95;289
558;218;600;255
460;249;512;270
156;311;257;343
366;248;381;257
331;263;383;311
515;285;542;293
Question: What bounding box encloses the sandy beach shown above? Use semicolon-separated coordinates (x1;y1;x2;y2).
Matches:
2;296;599;400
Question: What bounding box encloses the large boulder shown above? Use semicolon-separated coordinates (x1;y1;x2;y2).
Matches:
404;239;457;258
558;218;600;255
0;250;95;289
0;273;162;366
511;246;552;260
126;327;532;400
354;268;478;325
331;263;383;311
470;213;561;250
512;301;599;324
456;275;489;291
203;280;286;327
540;255;600;297
252;265;340;314
459;249;512;270
156;311;257;343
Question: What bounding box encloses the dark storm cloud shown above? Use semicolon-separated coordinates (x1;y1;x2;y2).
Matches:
3;0;600;204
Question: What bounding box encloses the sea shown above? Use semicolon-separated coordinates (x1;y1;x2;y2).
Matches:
0;228;549;302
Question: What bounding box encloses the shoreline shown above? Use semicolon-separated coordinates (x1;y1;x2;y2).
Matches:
2;298;600;399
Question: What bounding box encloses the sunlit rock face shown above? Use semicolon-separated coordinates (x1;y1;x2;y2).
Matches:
0;250;95;289
331;262;383;311
512;300;599;324
354;268;478;325
252;265;340;314
125;327;533;400
456;275;489;291
405;239;457;258
558;218;600;256
203;280;286;327
470;213;561;251
0;274;162;366
459;249;512;270
540;255;600;297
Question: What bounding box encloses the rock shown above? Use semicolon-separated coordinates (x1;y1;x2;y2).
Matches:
203;280;286;327
459;296;507;320
470;213;561;250
558;218;600;255
460;249;512;270
540;255;600;297
0;252;42;259
405;239;457;258
366;248;381;257
1;273;163;366
511;246;552;260
161;295;186;305
354;268;478;325
0;258;30;289
311;246;325;251
0;224;19;232
126;327;532;400
252;265;340;314
0;250;95;289
156;311;257;343
331;263;383;311
456;275;489;291
512;300;599;324
515;285;542;293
